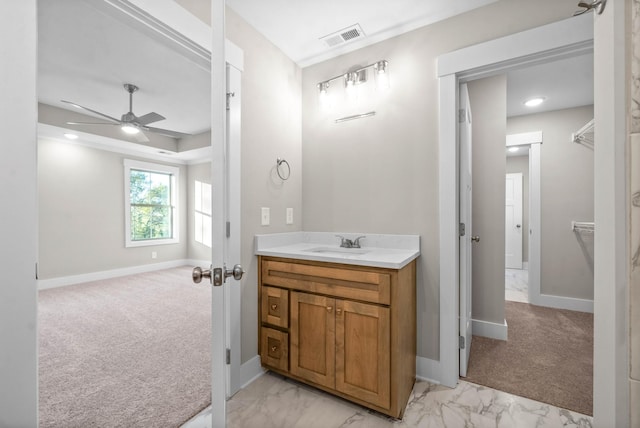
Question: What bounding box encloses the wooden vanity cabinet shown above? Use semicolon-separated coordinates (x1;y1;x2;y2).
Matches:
258;256;416;418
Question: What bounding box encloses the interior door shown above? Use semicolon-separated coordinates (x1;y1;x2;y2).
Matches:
505;173;523;269
459;83;473;377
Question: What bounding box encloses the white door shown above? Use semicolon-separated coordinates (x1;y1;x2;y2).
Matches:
459;83;473;377
505;173;523;269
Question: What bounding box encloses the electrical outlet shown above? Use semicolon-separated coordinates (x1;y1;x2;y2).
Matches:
151;251;157;259
261;207;270;226
286;208;294;225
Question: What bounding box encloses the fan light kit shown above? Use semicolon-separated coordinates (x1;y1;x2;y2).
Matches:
63;133;78;140
62;83;190;142
524;97;545;107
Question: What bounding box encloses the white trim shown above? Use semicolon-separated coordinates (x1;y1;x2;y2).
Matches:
506;131;543;147
535;294;594;313
37;259;193;290
522;261;529;270
437;15;593;389
528;143;541;309
416;356;442;384
472;318;508;341
240;356;266;389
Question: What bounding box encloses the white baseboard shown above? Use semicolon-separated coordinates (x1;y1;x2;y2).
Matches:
240;355;265;389
533;293;594;313
472;318;508;341
37;259;195;290
416;356;442;384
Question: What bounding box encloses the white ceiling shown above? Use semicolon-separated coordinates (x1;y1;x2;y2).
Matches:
37;0;593;147
225;0;498;67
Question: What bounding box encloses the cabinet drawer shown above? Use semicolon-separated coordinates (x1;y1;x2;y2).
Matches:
260;327;289;372
262;259;391;305
261;286;289;328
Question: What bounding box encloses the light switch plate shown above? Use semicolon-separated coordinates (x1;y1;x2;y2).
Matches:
261;207;270;226
286;208;293;225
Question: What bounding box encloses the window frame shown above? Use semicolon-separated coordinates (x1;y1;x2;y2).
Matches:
124;159;180;248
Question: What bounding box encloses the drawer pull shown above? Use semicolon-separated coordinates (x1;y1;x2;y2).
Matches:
271;304;278;311
336;308;342;315
327;306;333;312
271;346;278;352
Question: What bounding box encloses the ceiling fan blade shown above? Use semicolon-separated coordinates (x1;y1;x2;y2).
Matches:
61;100;121;123
131;130;150;143
144;126;191;139
66;121;119;126
137;112;165;126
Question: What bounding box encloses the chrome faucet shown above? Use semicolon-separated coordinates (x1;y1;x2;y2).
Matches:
336;235;366;248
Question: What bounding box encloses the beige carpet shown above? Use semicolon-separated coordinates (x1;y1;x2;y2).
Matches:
39;266;212;428
464;301;593;416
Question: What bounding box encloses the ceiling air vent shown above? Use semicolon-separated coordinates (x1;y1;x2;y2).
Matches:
320;24;365;48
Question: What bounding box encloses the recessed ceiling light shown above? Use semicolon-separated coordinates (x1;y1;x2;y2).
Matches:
524;97;545;107
508;147;519;153
63;133;78;140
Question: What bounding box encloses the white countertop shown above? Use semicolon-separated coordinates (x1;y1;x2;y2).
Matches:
254;232;420;269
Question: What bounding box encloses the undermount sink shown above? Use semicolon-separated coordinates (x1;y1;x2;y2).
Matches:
304;246;370;255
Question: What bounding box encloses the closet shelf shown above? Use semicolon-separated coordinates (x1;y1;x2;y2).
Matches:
572;221;595;233
572;118;594;148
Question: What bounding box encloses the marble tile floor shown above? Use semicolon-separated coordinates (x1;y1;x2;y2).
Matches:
505;268;529;303
182;371;592;428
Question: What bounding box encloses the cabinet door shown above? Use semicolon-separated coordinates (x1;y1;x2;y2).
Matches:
335;300;390;409
290;292;335;389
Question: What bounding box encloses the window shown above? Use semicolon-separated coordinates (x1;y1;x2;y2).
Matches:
194;180;212;248
124;159;179;247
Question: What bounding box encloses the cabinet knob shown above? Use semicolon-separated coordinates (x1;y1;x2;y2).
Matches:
327;306;333;312
271;304;278;311
271;346;278;352
336;308;342;315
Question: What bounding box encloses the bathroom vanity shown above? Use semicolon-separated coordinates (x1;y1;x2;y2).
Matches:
255;232;419;418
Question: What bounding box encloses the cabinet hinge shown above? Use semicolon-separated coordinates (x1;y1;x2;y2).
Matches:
226;221;231;238
459;335;466;349
459;223;466;237
226;348;231;365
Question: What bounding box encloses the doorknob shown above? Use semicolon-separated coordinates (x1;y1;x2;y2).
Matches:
471;236;480;243
192;266;212;284
224;263;245;281
193;264;244;286
516;224;521;229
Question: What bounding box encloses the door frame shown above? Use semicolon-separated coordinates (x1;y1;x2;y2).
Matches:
504;172;523;270
437;15;593;388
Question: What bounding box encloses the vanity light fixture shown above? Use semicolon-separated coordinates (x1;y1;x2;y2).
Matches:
524;97;545;107
316;59;390;98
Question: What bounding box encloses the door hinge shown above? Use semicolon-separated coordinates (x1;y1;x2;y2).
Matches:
459;223;466;237
459;335;466;349
458;108;466;123
226;221;231;238
226;92;235;111
226;348;231;365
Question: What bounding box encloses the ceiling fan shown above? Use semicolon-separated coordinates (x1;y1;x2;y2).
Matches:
62;83;190;142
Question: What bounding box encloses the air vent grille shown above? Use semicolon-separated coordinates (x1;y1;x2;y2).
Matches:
319;24;365;48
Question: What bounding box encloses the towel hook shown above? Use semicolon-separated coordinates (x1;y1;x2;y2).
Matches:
276;158;290;181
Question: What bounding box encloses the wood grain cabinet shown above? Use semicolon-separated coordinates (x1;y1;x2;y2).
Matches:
258;256;416;418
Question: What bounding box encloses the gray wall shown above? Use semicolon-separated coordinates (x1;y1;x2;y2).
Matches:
38;139;188;278
508;106;594;300
225;7;303;363
300;4;578;360
506;155;529;263
467;75;507;325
